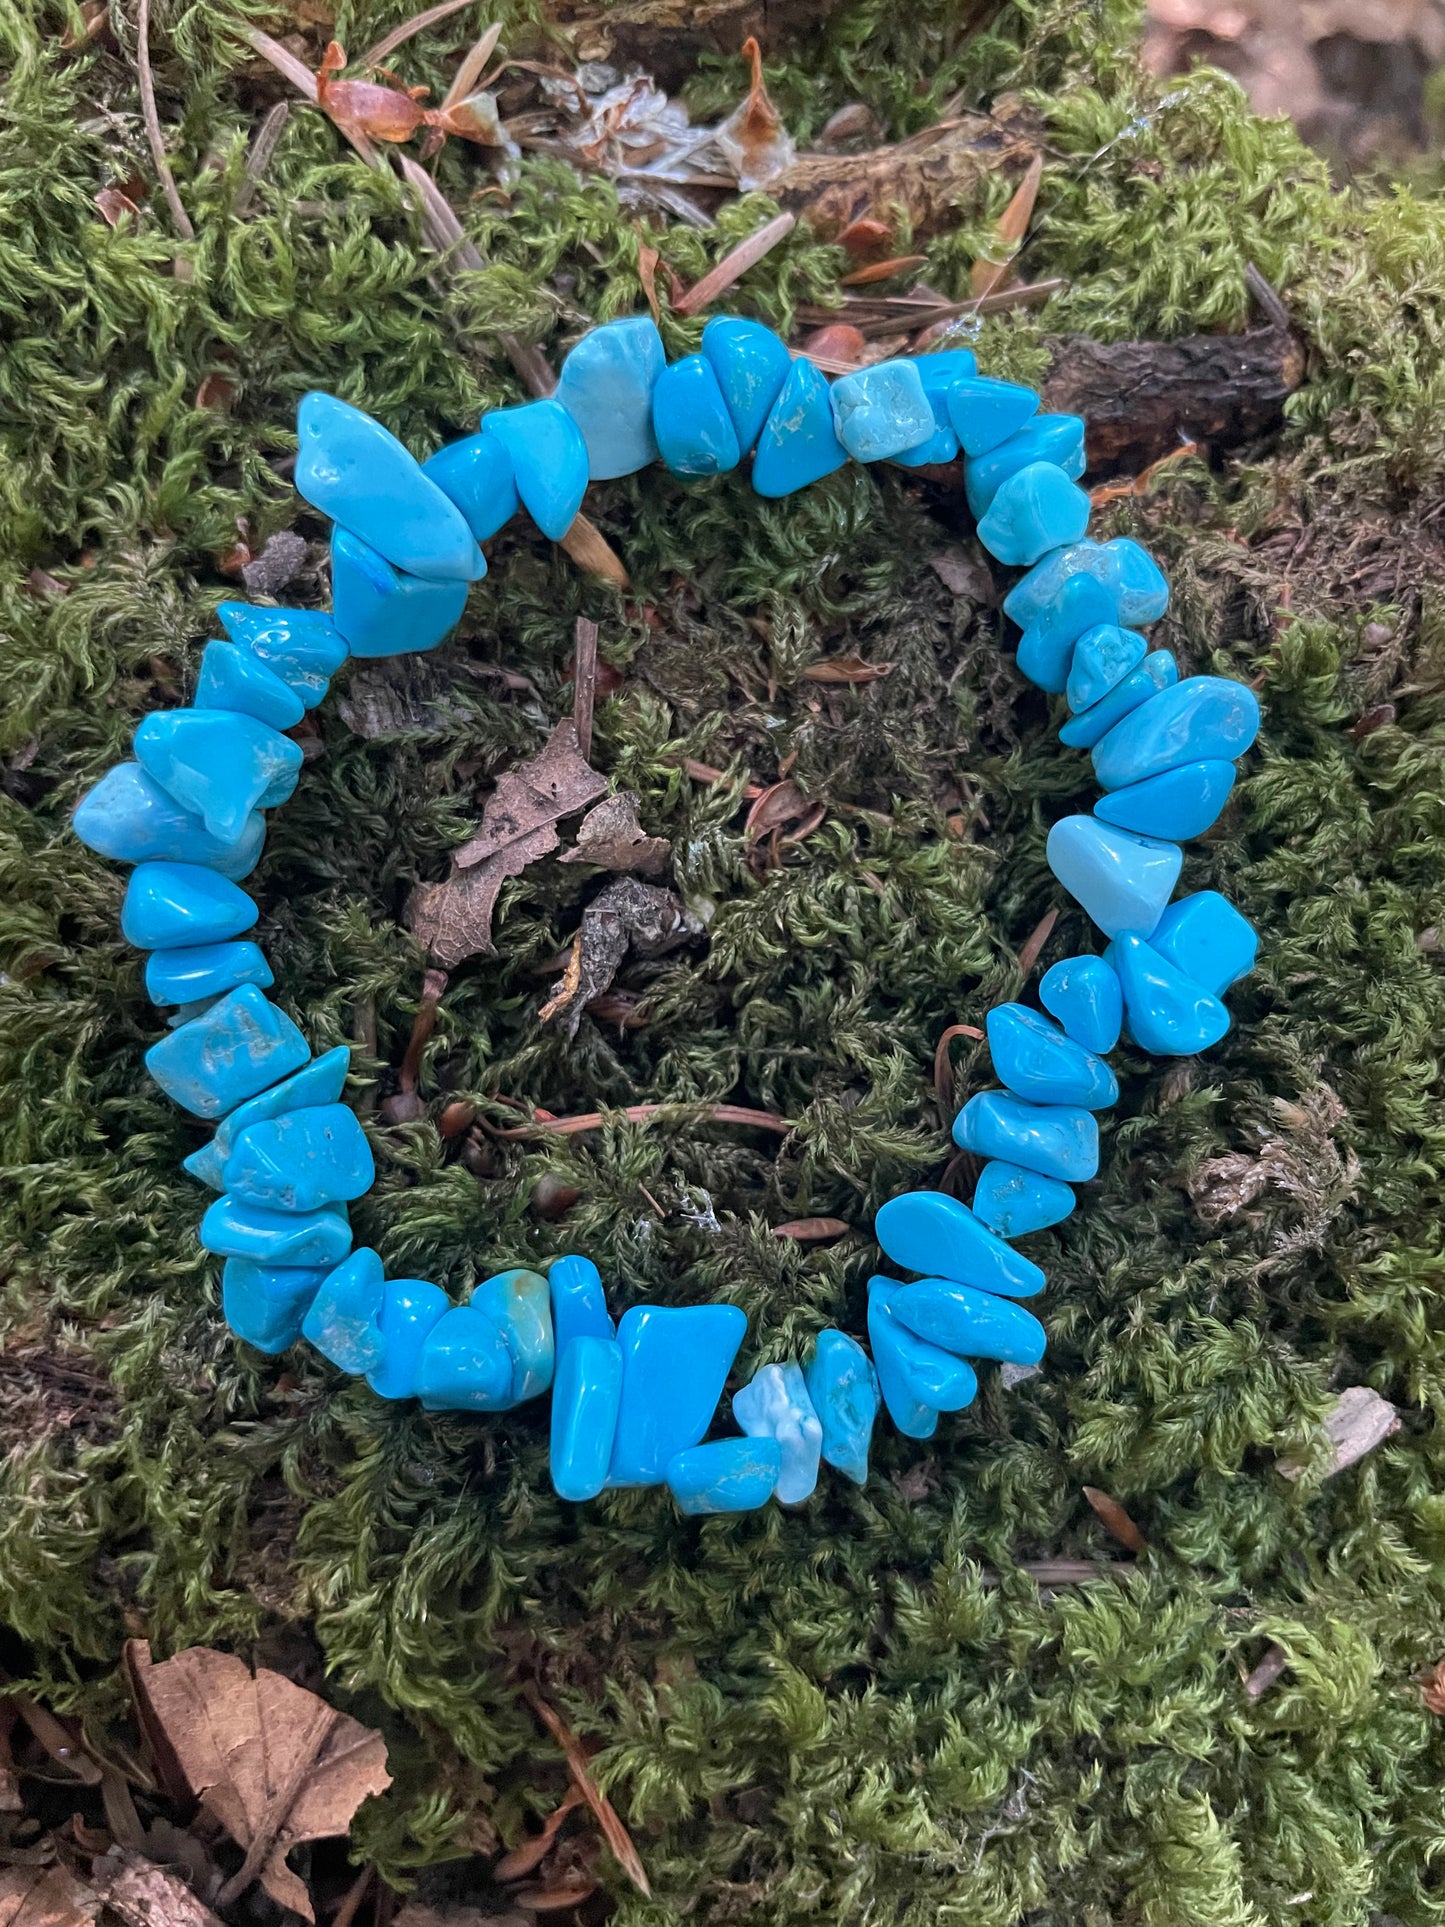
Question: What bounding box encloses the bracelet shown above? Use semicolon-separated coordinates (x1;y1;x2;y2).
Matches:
72;314;1260;1515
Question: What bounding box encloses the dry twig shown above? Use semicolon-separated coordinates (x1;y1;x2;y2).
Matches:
136;0;195;240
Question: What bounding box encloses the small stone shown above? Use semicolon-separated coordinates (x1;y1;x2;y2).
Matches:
74;763;266;879
944;375;1040;456
1039;954;1123;1053
700;316;792;454
480;399;589;540
121;862;258;950
830;359;934;463
216;604;347;709
471;1268;554;1404
194;640;305;731
330;529;468;659
555;316;665;478
1092;675;1261;791
1015;574;1120;694
964;414;1086;516
665;1437;782;1515
953;1089;1099;1182
888;1275;1047;1364
134;709;303;845
367;1278;451;1399
548;1253;614;1354
300;1246;385;1371
146;940;272;1008
1149;890;1258;995
1058;650;1178;749
986;1003;1118;1109
977;462;1091;567
971;1160;1076;1239
415;1304;514;1410
751;357;849;498
146;984;309;1119
1066;624;1147;713
733;1362;823;1503
867;1279;977;1435
551;1335;625;1501
803;1329;880;1484
202;1194;352;1270
222;1258;329;1354
185;1045;352;1189
1046;814;1182;938
1108;930;1232;1056
651;354;741;477
893;350;978;466
422;432;520;540
220;1102;374;1212
1003;536;1169;631
875;1189;1044;1298
607;1303;747;1486
1094;759;1237;841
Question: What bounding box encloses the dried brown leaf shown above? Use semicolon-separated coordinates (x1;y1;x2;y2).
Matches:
745;779;814;841
455;721;608;872
409;824;554;968
771;1217;850;1243
509;1885;598;1913
90;1850;225;1927
94;184;141;226
494;1788;585;1882
1418;1657;1445;1715
800;654;893;684
839;255;927;286
970;151;1042;297
522;1688;649;1898
1275;1385;1400;1482
0;1863;98;1927
1081;1486;1147;1553
713;36;795;189
540;879;699;1037
928;548;993;600
560;794;671;876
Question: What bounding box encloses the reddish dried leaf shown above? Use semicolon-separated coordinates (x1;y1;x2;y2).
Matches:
510;1885;599;1913
636;242;662;323
494;1787;585;1881
0;1862;99;1927
800;654;894;684
834;213;893;258
193;373;236;411
839;255;927;286
60;1;109;48
801;322;865;365
1419;1658;1445;1715
94;185;140;225
771;1217;850;1243
1081;1485;1147;1553
933;1022;984;1112
745;779;815;841
714;36;795;190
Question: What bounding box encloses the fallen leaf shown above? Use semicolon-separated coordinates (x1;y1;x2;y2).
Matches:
834;213;893;256
494;1789;585;1882
1275;1385;1400;1481
745;779;815;841
317;41;428;144
540;879;701;1038
839;255;927;286
928;547;994;599
560;794;671;876
771;1217;850;1242
522;1687;649;1898
800;654;893;684
409;826;555;969
95;185;141;225
1081;1486;1147;1553
510;1884;598;1912
970;151;1043;297
90;1849;225;1927
61;1;109;48
193;373;236;411
0;1863;98;1927
815;102;880;150
1418;1657;1445;1715
800;323;865;365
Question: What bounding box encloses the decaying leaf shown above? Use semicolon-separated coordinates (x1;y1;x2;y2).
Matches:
540;879;702;1038
1275;1385;1400;1482
771;1217;850;1242
1417;1657;1445;1715
90;1850;225;1927
560;794;671;876
95;184;141;225
800;654;893;684
744;779;814;841
1081;1485;1147;1553
0;1863;99;1927
494;1788;585;1882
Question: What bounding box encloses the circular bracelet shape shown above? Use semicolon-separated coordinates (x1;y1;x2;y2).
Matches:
72;313;1261;1516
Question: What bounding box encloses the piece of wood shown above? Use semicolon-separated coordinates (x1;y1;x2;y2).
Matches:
543;0;847;90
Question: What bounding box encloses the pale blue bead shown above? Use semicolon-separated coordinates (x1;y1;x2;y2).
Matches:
146;985;309;1119
700;316;791;454
1039;954;1123;1053
874;1189;1044;1299
971;1161;1076;1239
1093;675;1261;791
977;463;1091;567
1046;814;1182;938
202;1194;352;1269
953;1090;1099;1182
480;400;589;540
666;1437;781;1515
74;763;265;879
732;1362;822;1504
986;1003;1118;1109
471;1268;554;1404
300;1246;384;1372
1149;890;1257;995
194;640;304;731
217;604;347;709
1066;624;1147;713
1003;536;1169;630
1108;930;1232;1056
944;375;1040;455
135;709;302;845
964;414;1086;516
802;1329;879;1484
422;433;520;540
1058;650;1178;749
1015;574;1120;693
415;1304;514;1411
367;1278;450;1399
893;350;977;465
296;392;484;582
607;1303;746;1486
222;1259;328;1353
551;1336;624;1502
867;1279;977;1433
651;355;741;477
888;1275;1047;1365
121;862;257;950
220;1102;374;1212
555;317;665;479
830;359;934;463
548;1253;614;1353
751;357;848;498
330;529;468;659
1094;759;1236;841
146;940;272;1007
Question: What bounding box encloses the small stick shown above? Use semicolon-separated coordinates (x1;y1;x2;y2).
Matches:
855;278;1067;339
1244;1644;1289;1699
488;1102;792;1139
675;211;795;316
572;616;599;762
233;100;290;216
1244;260;1292;332
358;0;475;72
136;0;195;240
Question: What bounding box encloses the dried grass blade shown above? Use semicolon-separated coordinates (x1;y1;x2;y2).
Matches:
675;211;795;316
970;152;1042;297
136;0;195;239
522;1687;651;1897
359;0;475;72
440;19;503;113
1016;907;1058;980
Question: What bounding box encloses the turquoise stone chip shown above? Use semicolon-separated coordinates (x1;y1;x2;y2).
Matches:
875;1189;1045;1299
1092;675;1261;791
555;316;665;479
1094;759;1236;841
220;1102;374;1212
470;1268;553;1404
548;1253;614;1353
977;462;1092;567
1003;537;1169;630
1015;574;1120;693
1046;814;1182;938
121;862;257;950
297;392;484;583
74;763;265;879
1039;954;1123;1053
944;375;1040;456
607;1303;746;1486
300;1246;384;1371
217;604;347;709
330;529;468;659
1149;890;1257;995
803;1329;879;1485
893;350;979;465
367;1278;450;1399
480;400;589;540
1108;930;1231;1056
146;940;272;1007
550;1335;624;1502
651;354;741;478
209;1045;351;1167
422;433;520;540
666;1437;782;1515
892;419;956;466
732;1362;823;1504
830;359;934;463
888;1275;1047;1365
134;709;302;845
867;1279;977;1433
986;1002;1118;1109
202;1194;352;1269
964;414;1086;517
953;1090;1099;1183
971;1160;1076;1239
222;1258;328;1354
1066;624;1147;713
751;357;848;498
700;316;792;454
1058;650;1178;749
145;984;309;1119
194;640;304;731
415;1304;514;1411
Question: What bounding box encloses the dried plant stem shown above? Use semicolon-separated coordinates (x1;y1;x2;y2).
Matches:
136;0;195;240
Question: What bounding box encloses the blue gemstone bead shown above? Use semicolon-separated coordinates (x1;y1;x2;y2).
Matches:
422;433;520;541
121;862;257;950
892;418;957;467
733;1362;823;1504
700;316;792;454
986;1002;1118;1109
803;1329;880;1485
367;1278;450;1399
548;1253;614;1354
875;1189;1045;1299
1004;536;1169;631
1094;759;1236;841
1039;954;1123;1053
964;415;1086;517
220;1102;374;1211
1108;930;1232;1056
555;317;665;479
134;710;302;846
607;1303;746;1486
187;1045;352;1189
1015;574;1121;693
665;1437;782;1515
222;1259;328;1353
1066;624;1147;713
330;529;468;659
1058;650;1178;749
194;640;305;731
1149;890;1257;996
830;359;934;463
651;354;741;477
977;463;1092;567
216;604;347;709
888;1276;1047;1365
1046;814;1182;938
480;400;589;540
415;1304;514;1411
1093;675;1261;791
202;1194;352;1269
297;392;484;583
953;1090;1099;1182
146;984;309;1119
300;1246;384;1372
971;1160;1076;1239
893;350;978;465
550;1335;625;1502
944;376;1040;456
471;1268;554;1404
146;940;272;1007
74;763;265;879
751;357;848;498
867;1279;977;1435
